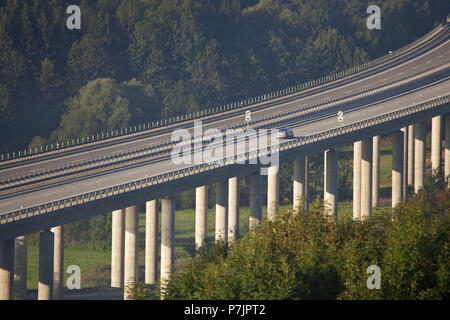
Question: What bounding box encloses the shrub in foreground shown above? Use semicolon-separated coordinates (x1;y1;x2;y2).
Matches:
133;189;449;300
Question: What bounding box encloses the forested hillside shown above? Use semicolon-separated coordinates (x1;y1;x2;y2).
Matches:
0;0;449;152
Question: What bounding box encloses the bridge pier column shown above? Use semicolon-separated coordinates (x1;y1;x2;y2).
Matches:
372;136;380;207
124;206;138;300
145;200;158;285
392;130;404;208
249;172;262;231
305;156;309;210
38;229;54;300
0;239;14;300
195;186;208;250
267;165;279;221
431;116;442;173
353;141;362;220
445;114;450;185
293;157;308;212
414;121;426;193
324;149;338;218
361;138;373;219
14;236;27;300
51;226;64;300
401;127;409;200
228;177;239;242
111;209;125;288
407;125;415;186
215;181;228;242
161;198;175;297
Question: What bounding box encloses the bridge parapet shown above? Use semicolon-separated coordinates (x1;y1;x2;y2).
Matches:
1;94;448;232
1;25;446;166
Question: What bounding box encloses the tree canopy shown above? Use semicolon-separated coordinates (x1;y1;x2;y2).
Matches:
0;0;448;152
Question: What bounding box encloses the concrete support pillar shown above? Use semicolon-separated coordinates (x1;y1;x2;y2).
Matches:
13;236;27;300
372;136;380;207
293;157;308;211
0;239;14;300
145;200;158;285
361;138;373;219
407;125;415;186
431;116;442;173
414;121;426;193
51;226;64;300
124;206;138;300
111;209;125;288
392;131;404;208
228;177;239;242
401;127;409;200
195;186;208;250
38;229;54;300
215;181;228;242
353;141;362;220
445;114;450;184
267;165;279;221
305;156;309;210
160;198;175;297
249;172;262;231
324;150;338;218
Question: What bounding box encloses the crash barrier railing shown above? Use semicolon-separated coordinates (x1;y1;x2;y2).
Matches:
1;94;448;224
1;25;446;165
1;62;448;189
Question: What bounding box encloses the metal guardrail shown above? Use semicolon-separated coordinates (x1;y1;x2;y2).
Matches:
1;94;449;224
1;25;446;165
1;62;448;189
243;63;450;129
0;132;222;190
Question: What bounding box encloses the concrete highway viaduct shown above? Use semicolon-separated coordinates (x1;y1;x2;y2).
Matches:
0;24;449;300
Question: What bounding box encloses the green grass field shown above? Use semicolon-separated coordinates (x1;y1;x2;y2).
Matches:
25;134;431;290
26;245;111;290
24;202;365;290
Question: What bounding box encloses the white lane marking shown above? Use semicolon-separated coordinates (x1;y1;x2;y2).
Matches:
45;189;62;195
30;168;45;173
0;200;15;206
3;81;449;212
2;40;449;181
413;66;419;69
398;72;405;75
84;180;100;186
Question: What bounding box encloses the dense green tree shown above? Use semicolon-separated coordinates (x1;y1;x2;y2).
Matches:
67;13;117;87
156;188;450;300
89;213;112;251
38;58;60;102
0;0;448;154
27;135;46;151
51;78;131;141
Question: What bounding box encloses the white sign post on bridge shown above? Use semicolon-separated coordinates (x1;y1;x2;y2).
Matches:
245;110;252;129
337;111;344;126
